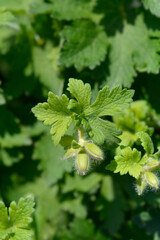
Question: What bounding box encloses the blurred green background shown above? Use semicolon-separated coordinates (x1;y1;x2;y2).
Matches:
0;0;160;239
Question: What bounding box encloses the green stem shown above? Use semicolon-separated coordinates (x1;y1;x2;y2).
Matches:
78;127;85;145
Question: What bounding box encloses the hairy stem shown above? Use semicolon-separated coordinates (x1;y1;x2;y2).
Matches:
78;126;85;145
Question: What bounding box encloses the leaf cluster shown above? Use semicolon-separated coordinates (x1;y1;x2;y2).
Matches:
32;78;134;146
0;0;160;240
0;196;35;240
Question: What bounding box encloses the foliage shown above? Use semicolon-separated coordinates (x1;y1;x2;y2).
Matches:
143;0;160;17
32;78;134;146
0;0;160;240
59;21;108;70
107;15;160;88
32;78;134;174
0;196;35;240
107;132;160;194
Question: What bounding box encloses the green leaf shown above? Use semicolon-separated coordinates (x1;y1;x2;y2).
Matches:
101;176;115;202
107;30;137;88
137;131;154;156
130;100;150;120
9;196;34;227
32;79;134;146
154;147;160;159
60;218;110;240
67;78;91;110
107;147;142;178
143;0;160;17
0;131;32;148
0;27;17;54
0;0;45;12
0;0;28;11
0;195;35;240
113;100;152;147
5;178;62;240
84;85;134;145
132;16;160;74
61;196;87;218
33;134;72;185
0;10;18;28
32;92;73;145
34;184;61;240
28;2;53;15
61;218;95;240
97;177;127;235
32;43;63;96
0;148;23;166
51;0;97;20
86;115;121;146
62;173;103;193
59;20;108;70
107;15;160;88
85;86;134;116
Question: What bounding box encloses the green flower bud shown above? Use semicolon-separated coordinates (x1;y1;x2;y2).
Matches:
85;143;103;160
136;176;147;195
76;152;90;175
144;159;160;172
144;172;159;189
64;148;77;159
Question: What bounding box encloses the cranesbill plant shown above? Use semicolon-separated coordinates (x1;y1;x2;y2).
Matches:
107;131;160;195
32;78;134;175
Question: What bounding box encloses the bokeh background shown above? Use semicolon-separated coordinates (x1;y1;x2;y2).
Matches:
0;0;160;239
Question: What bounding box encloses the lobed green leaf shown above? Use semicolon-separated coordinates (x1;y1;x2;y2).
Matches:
32;92;74;145
59;20;108;70
143;0;160;17
107;147;143;179
68;78;91;110
0;196;35;240
85;86;134;117
51;0;97;20
107;15;160;88
137;131;154;156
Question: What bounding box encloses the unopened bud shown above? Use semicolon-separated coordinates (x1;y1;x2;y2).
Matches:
144;159;160;172
136;176;147;195
76;152;90;175
64;148;77;159
85;143;103;160
145;172;159;189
